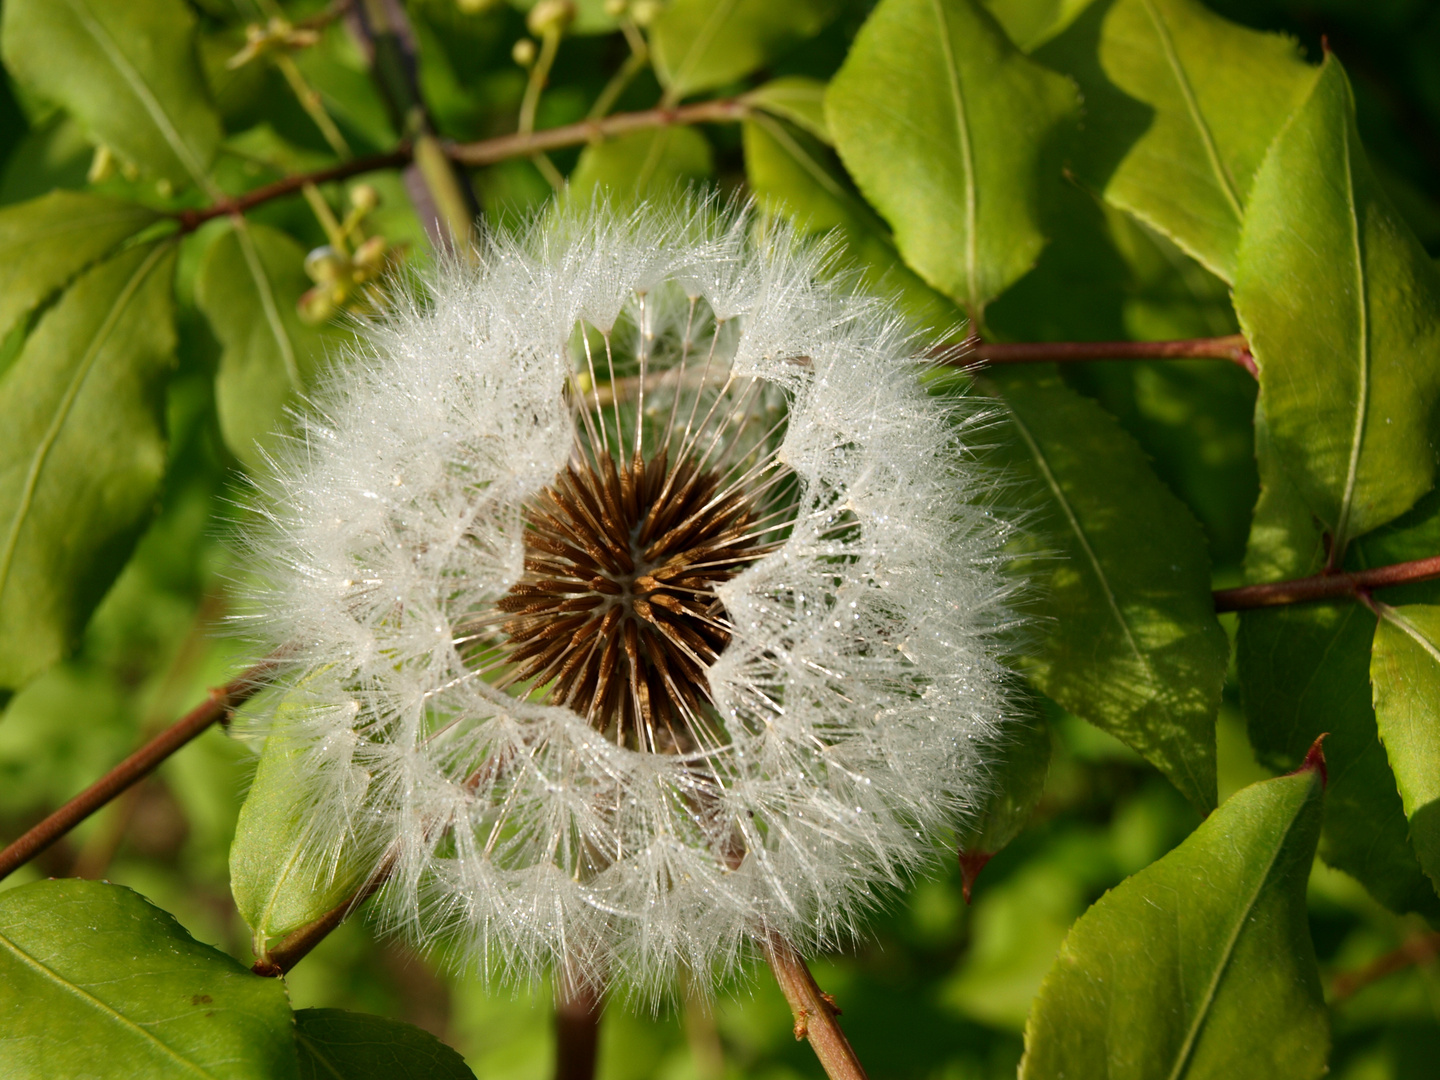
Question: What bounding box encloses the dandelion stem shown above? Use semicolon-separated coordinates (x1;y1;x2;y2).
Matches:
764;935;870;1080
553;982;602;1080
1213;554;1440;612
0;656;282;883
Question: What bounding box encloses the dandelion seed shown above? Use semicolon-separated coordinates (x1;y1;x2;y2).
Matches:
241;198;1019;1001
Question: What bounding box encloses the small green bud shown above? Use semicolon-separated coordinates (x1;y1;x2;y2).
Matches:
526;0;575;37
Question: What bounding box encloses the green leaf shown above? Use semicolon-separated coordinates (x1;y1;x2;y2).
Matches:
827;0;1078;321
196;221;341;472
745;76;833;143
982;369;1226;811
295;1009;477;1080
1234;56;1440;552
741;113;964;330
0;191;162;342
651;0;841;103
231;703;369;956
1077;0;1319;282
981;0;1099;52
1;0;222;190
567;127;714;205
1237;436;1440;917
1370;603;1440;896
1019;760;1329;1079
0;241;177;691
0;879;297;1080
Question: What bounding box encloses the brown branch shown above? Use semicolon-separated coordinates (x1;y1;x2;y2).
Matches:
764;935;869;1080
1213;555;1440;612
1331;932;1440;1001
446;98;751;166
936;334;1257;376
0;656;282;883
175;97;751;233
553;981;602;1080
176;148;412;231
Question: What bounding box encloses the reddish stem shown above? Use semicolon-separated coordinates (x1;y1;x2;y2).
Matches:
446;98;750;166
1331;932;1440;1001
936;334;1257;376
764;935;869;1080
176;97;751;233
0;657;282;882
1213;555;1440;612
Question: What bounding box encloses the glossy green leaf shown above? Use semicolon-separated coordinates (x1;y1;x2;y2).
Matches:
0;191;162;342
1;0;222;189
746;77;833;143
0;241;176;691
196;221;341;472
1238;433;1440;917
231;706;370;956
295;1009;476;1080
651;0;841;102
1020;761;1328;1079
1235;57;1440;552
827;0;1078;320
568;127;714;204
1370;603;1440;895
982;370;1225;810
1078;0;1319;282
741;113;964;330
982;0;1098;52
0;879;297;1080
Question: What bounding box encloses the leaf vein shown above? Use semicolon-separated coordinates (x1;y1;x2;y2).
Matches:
0;242;172;609
0;931;218;1078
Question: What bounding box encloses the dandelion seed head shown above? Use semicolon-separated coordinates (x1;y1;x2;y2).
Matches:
241;197;1020;1001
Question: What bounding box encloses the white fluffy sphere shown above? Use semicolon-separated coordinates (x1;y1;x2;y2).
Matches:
241;199;1018;999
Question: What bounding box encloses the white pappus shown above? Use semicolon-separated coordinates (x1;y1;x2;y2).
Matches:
239;197;1020;1001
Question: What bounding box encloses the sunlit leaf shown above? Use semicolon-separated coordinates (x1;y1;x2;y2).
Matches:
827;0;1078;321
1235;56;1440;552
1071;0;1319;282
196;220;343;472
981;0;1099;52
746;76;833;143
1371;602;1440;895
0;191;161;342
568;126;713;204
651;0;841;102
741;112;963;330
982;369;1225;811
1238;430;1440;917
0;241;177;691
1;0;222;189
0;880;297;1080
1020;759;1329;1079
